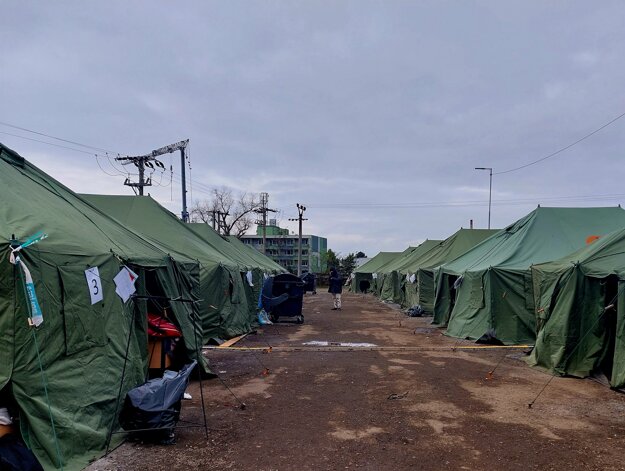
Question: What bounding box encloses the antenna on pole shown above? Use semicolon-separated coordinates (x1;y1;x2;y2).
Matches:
254;192;277;255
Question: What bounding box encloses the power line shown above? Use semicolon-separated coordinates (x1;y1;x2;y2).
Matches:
0;124;194;202
0;130;106;156
0;130;140;178
95;154;125;177
0;120;120;154
170;171;224;199
4;120;623;215
186;142;193;204
106;154;130;175
115;140;188;205
150;166;171;187
495;110;625;175
310;193;625;209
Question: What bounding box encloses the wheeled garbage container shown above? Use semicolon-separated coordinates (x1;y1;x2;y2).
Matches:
260;273;305;323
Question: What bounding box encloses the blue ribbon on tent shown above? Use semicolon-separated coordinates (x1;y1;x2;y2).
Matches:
16;231;48;251
9;231;48;326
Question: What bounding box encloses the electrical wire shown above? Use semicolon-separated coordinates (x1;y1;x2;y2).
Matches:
5;119;624;215
495;110;625;175
95;154;126;177
106;154;130;175
187;142;193;204
310;193;625;210
150;166;170;187
0;120;120;154
170;173;214;199
0;129;142;178
0;130;105;156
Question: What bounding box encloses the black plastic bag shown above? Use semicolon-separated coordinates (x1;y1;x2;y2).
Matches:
0;434;43;471
119;361;196;443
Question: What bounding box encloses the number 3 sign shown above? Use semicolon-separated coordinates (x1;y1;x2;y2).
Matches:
84;267;104;305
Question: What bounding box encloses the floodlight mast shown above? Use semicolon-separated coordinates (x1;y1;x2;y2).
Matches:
475;167;493;229
116;139;190;222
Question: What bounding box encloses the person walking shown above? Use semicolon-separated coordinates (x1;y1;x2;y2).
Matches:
328;267;343;310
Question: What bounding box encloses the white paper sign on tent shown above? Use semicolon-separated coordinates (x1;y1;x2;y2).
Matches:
84;267;104;305
409;273;416;284
372;273;378;279
246;270;254;287
114;266;138;303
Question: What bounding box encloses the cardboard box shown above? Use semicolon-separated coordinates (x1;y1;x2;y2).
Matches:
0;424;15;438
148;338;172;369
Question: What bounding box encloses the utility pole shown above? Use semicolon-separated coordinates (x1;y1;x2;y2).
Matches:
213;210;229;234
289;203;308;277
115;155;155;195
221;211;229;234
180;145;189;223
254;192;276;255
116;139;190;221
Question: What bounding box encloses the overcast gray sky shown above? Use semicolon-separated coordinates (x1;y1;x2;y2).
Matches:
2;1;625;256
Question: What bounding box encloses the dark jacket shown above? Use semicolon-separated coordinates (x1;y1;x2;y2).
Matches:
328;269;343;294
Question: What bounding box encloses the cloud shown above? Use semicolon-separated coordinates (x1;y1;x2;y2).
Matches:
2;1;625;257
572;51;600;68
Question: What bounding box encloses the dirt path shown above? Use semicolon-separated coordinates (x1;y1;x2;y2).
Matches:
88;292;625;470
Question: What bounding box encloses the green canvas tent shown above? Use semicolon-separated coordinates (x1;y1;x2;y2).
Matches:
375;246;418;300
402;229;498;313
225;235;284;274
82;195;257;343
188;224;284;312
0;144;203;470
377;241;441;305
528;227;625;388
350;252;400;293
433;207;625;345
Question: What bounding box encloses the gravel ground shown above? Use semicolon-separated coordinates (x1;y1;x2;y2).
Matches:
87;292;625;470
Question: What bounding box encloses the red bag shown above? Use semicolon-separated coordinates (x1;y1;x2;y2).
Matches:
147;313;181;338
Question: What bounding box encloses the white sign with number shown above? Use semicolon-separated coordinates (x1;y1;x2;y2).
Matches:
84;267;104;305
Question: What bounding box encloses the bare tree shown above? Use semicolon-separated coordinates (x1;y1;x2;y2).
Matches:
191;187;259;237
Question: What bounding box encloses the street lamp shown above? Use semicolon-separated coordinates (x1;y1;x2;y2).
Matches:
288;203;308;276
475;167;493;229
